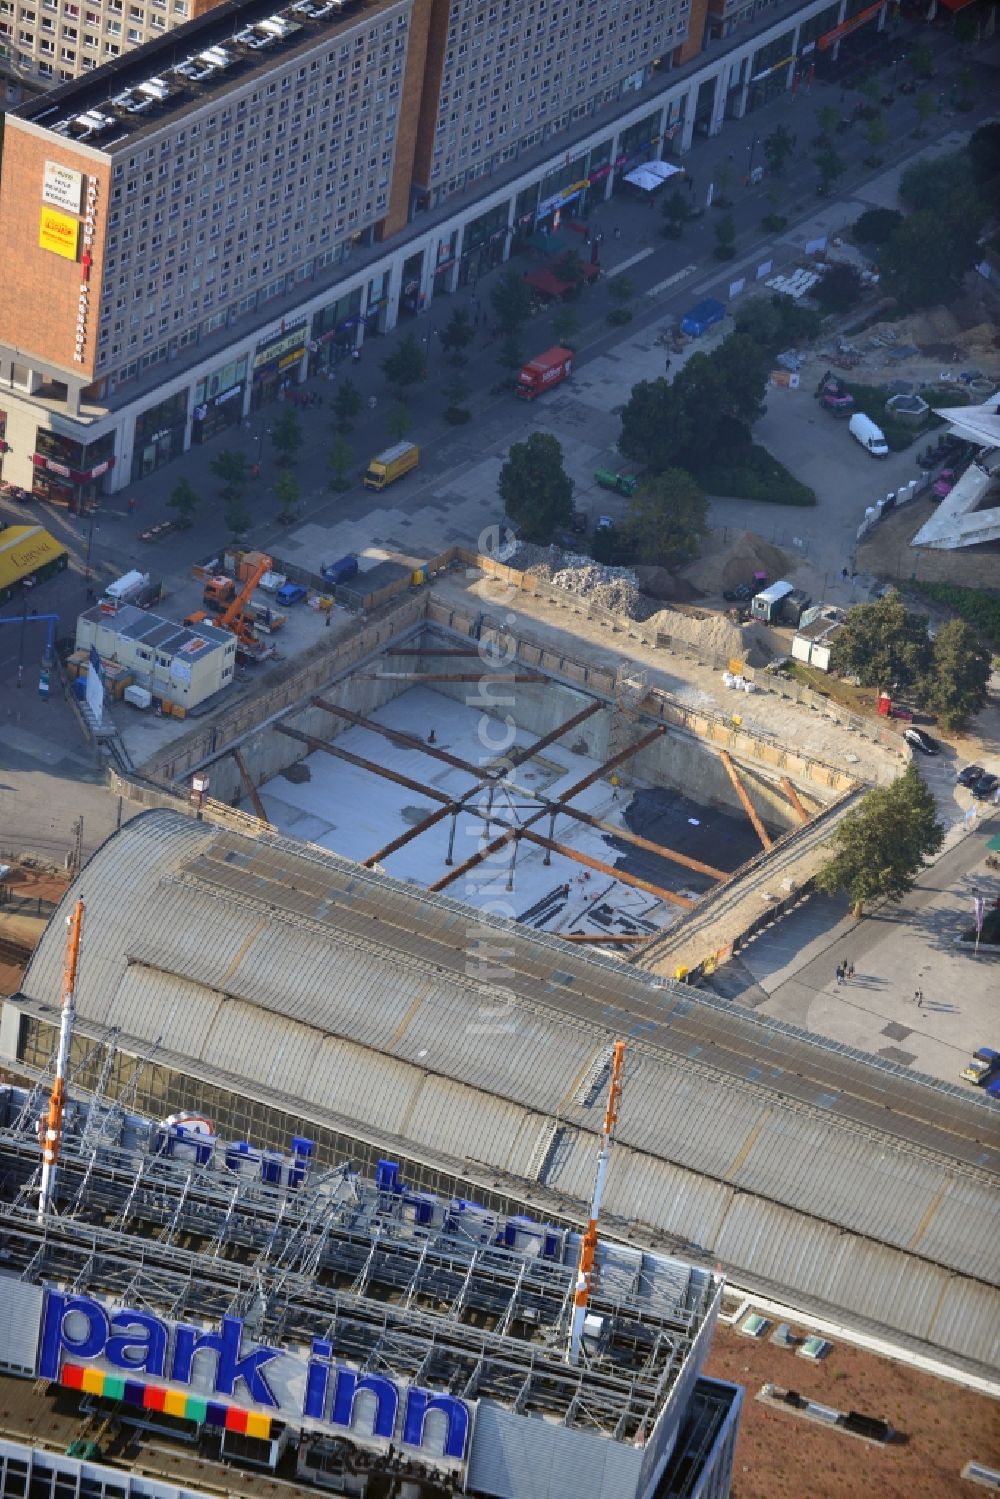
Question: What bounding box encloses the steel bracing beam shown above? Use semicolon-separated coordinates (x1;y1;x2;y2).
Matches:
517;829;694;908
359;672;550;684
780;776;811;825
543;802;726;880
560;933;650;944
719;750;772;851
428;727;666;894
274;724;452;804
232;746;269;824
506;701;603;771
313;697;482;775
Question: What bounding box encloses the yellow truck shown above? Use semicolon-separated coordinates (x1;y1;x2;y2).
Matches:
363;441;419;490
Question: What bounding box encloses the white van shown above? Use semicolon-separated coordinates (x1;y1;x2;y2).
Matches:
849;412;889;458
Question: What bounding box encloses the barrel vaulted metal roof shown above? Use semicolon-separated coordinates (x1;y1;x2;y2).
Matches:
15;810;1000;1372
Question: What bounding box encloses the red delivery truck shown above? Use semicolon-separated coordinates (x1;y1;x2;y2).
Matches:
515;345;574;400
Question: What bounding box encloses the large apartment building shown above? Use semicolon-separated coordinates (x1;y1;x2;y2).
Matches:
0;0;877;507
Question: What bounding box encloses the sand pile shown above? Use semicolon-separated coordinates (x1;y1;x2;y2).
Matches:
682;530;792;596
633;565;703;601
649;607;774;667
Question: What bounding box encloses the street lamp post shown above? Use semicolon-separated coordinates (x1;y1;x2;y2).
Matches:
84;511;96;601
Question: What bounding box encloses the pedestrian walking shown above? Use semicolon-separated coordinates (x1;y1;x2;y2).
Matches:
917;989;923;1009
913;989;920;1005
351;347;361;365
847;960;855;980
665;356;672;373
613;225;621;240
835;965;844;987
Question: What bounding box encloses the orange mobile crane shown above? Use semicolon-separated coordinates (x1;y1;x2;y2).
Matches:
184;554;273;659
568;1040;626;1365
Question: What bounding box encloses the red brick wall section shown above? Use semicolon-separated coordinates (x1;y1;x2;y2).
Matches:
0;126;110;380
674;0;710;67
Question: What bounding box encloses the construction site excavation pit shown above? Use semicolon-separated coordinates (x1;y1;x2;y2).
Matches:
208;625;822;948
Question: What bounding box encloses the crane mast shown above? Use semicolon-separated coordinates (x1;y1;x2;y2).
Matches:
37;899;84;1222
568;1040;625;1365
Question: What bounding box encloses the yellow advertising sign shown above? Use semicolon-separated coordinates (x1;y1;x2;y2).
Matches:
38;206;80;260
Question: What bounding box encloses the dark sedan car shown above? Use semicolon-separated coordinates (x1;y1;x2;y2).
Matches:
904;728;939;756
957;764;984;787
971;773;998;802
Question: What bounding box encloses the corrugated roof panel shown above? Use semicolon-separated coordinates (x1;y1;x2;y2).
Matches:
402;1078;539;1173
929;1276;1000;1369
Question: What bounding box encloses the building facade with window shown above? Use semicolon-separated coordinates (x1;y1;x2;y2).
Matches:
0;0;222;88
0;0;878;502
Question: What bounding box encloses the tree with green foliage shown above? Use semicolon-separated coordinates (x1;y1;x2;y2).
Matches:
498;432;574;543
224;492;251;541
498;331;525;374
332;375;363;432
969;122;1000;213
438;308;475;364
856;73;881;111
813;262;863;314
908;37;933;80
763;124;796;177
734;293;820;357
816;105;839;140
386;402;412;442
829;592;932;690
624;469;707;566
881;208;980;309
271;404;303;468
677;332;769;444
166;476;198;528
274;469;300;524
913;89;935;138
443;369;471;424
899;152;973;212
557;250;586;290
918;618;991;730
552;304;581;347
661;188;691;238
864;114;888;165
712;212;737;260
814;139;845;197
619;378;693;473
327;433;354;491
816;764;944;916
607;273;634;323
490;269;533;334
381;333;426;396
852;207;903;247
713;161;735;205
211;449;249;527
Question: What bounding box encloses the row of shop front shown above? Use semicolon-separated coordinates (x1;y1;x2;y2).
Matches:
28;285;384;510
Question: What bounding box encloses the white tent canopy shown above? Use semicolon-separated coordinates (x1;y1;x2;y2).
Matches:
623;159;684;191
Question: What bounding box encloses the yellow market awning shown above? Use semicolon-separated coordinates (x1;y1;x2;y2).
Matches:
0;525;69;591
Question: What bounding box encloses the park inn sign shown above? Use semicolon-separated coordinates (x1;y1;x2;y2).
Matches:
38;1287;473;1472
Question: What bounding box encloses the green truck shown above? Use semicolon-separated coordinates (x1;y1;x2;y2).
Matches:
363;441;420;491
593;468;637;497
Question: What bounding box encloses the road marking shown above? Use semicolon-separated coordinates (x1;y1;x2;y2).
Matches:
605;247;654;278
646;264;697;297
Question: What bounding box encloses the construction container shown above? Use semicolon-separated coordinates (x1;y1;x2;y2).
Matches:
123;685;153;710
239;549;272;582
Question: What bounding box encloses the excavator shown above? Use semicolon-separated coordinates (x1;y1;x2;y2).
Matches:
184;554;273;661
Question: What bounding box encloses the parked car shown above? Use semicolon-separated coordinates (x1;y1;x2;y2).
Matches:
931;468;956;500
957;764;984;787
903;727;939;756
970;772;998;801
595;515;614;532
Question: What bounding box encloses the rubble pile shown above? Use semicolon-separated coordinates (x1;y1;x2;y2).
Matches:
550;555;642;615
